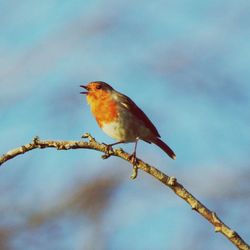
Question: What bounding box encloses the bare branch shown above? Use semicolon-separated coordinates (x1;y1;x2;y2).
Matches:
0;134;249;250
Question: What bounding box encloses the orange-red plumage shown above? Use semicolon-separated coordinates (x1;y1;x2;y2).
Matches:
87;89;118;127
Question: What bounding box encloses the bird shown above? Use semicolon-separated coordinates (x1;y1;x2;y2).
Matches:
80;81;176;164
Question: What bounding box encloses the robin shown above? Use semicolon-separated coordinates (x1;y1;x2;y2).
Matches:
80;81;176;165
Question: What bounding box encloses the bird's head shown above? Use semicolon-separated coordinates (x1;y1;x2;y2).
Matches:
80;81;115;107
80;81;113;95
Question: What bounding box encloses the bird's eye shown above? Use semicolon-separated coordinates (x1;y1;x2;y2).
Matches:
96;85;102;90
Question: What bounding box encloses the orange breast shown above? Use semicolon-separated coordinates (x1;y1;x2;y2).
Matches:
87;91;118;127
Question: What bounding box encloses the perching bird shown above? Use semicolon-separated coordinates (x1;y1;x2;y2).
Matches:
80;81;176;163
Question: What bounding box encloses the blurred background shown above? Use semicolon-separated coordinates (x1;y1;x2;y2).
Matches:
0;0;250;249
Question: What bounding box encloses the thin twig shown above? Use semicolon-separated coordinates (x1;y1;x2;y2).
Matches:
0;133;249;250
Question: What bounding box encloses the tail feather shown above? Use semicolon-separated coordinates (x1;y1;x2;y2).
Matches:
151;137;176;160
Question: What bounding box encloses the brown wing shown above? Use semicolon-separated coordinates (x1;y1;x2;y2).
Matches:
117;92;161;138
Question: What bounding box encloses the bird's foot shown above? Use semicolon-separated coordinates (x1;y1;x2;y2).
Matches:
101;143;115;159
128;152;137;165
128;153;138;179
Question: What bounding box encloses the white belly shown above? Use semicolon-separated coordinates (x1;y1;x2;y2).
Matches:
101;111;152;142
102;121;128;141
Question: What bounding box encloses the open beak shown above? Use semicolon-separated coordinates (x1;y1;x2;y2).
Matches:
80;85;88;95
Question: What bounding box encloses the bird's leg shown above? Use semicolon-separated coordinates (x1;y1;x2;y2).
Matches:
103;140;125;152
129;138;139;179
102;140;125;159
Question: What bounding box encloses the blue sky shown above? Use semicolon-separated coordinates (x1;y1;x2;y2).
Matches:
0;1;250;249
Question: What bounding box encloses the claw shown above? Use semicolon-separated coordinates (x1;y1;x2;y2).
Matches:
128;152;137;166
103;143;114;154
101;143;114;160
101;154;111;160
